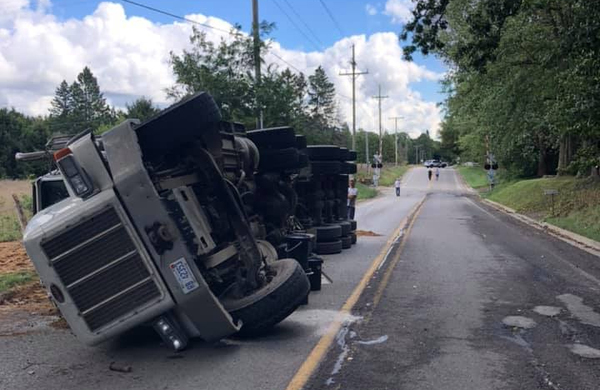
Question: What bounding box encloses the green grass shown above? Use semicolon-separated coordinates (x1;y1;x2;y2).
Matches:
378;165;410;187
355;164;410;187
457;166;600;242
547;206;600;242
0;194;32;242
0;213;22;242
457;166;489;188
0;271;35;293
481;176;600;242
356;182;377;200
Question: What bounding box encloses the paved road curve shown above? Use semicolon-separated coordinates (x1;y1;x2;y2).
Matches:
0;168;426;390
306;167;600;390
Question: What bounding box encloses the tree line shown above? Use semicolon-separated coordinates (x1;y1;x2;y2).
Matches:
0;23;358;179
402;0;600;177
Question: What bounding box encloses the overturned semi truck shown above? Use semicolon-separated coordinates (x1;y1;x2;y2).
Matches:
17;92;358;350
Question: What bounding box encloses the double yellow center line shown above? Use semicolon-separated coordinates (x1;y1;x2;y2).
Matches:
285;196;427;390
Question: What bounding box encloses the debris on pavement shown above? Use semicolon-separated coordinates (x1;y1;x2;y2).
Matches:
109;362;133;373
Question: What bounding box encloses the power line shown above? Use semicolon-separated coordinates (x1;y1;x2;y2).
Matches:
271;0;321;51
268;52;304;73
120;0;237;36
318;0;345;37
121;0;310;76
281;0;324;48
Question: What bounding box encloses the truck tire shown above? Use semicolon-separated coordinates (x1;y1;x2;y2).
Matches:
136;92;222;159
247;127;296;149
295;135;307;149
306;146;340;161
349;219;357;231
338;147;349;161
350;232;357;244
337;221;351;236
258;148;300;170
314;224;342;241
223;259;310;335
311;161;341;175
348;150;357;161
340;235;352;249
315;239;343;255
341;162;357;174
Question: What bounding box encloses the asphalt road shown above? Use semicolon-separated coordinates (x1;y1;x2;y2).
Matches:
4;167;599;390
306;167;600;390
0;168;426;390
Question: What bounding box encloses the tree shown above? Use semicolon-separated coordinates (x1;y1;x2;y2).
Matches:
168;24;348;147
0;109;49;178
69;66;113;134
168;25;269;128
307;66;336;127
49;67;113;135
400;0;600;177
126;97;160;122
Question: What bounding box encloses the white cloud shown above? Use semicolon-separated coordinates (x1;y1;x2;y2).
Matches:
266;33;443;136
0;1;443;137
384;0;414;24
365;4;377;16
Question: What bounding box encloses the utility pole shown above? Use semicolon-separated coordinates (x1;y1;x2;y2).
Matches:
252;0;263;128
372;84;388;159
415;145;421;165
366;131;369;166
389;116;404;166
340;44;368;151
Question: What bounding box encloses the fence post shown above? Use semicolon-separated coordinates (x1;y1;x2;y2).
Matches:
12;194;27;233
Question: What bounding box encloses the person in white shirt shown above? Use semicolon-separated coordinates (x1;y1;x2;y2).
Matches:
394;178;401;197
435;167;440;181
347;179;358;219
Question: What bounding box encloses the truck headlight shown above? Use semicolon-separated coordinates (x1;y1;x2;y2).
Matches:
54;148;94;198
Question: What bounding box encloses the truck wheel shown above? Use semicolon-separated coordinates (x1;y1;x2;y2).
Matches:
338;147;350;161
311;161;341;175
306;146;340;161
341;162;357;174
295;135;307;149
337;221;351;236
347;150;357;161
350;232;357;244
258;148;300;170
340;235;352;249
349;219;357;231
247;127;296;149
222;259;310;335
315;239;343;255
314;224;342;241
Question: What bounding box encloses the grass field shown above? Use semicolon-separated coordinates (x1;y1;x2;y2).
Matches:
456;166;490;189
356;182;377;200
457;168;600;242
355;165;411;186
354;164;411;201
0;180;32;242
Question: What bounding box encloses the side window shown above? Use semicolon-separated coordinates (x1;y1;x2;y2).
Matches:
39;179;69;211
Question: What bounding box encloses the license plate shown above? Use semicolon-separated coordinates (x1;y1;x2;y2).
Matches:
169;258;199;294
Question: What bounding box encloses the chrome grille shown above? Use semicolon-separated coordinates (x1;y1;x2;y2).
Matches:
41;207;161;332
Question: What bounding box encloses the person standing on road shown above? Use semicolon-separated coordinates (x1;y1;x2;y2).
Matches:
348;179;358;219
394;178;401;197
435;167;440;181
428;169;432;181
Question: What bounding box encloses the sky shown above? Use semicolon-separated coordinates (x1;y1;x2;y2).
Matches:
0;0;448;138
